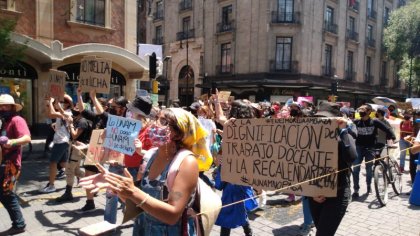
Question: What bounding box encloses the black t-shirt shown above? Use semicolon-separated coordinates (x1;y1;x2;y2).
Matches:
81;109;108;129
353;118;395;147
74;117;92;144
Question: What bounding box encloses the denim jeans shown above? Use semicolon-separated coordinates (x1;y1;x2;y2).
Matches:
104;165;124;224
302;196;313;226
399;139;410;169
352;146;375;192
0;165;26;229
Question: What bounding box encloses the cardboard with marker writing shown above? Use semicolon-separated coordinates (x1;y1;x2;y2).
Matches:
48;69;66;102
103;115;142;155
79;56;112;94
396;102;412;111
221;118;339;197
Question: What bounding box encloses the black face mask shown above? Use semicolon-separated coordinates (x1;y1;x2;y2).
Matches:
359;111;367;117
290;110;299;117
0;111;15;121
109;108;117;115
71;109;80;117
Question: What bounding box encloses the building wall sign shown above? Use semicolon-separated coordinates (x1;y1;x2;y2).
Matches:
0;62;37;79
272;88;295;95
58;63;126;85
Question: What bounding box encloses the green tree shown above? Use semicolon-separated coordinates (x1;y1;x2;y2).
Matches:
383;0;420;96
0;19;27;69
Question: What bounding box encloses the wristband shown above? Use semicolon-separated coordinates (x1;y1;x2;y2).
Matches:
136;194;151;208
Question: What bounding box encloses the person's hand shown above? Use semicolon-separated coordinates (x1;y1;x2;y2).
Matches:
313;195;326;203
104;168;138;200
134;139;142;155
89;89;97;99
79;164;110;193
337;117;348;130
77;87;83;97
404;135;415;144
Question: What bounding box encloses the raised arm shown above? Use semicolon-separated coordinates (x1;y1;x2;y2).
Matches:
213;89;228;124
89;90;104;115
46;97;65;119
76;87;85;112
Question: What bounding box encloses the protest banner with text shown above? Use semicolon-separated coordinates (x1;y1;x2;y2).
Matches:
48;69;67;102
103;115;142;155
79;56;112;94
221;118;339;197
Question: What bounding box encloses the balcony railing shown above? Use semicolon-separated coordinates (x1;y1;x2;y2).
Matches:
176;29;195;41
322;66;335;77
324;21;338;34
152;37;164;45
216;20;235;33
271;11;300;24
348;1;360;12
380;77;389;86
365;74;374;84
366;38;376;48
346;29;359;42
216;64;234;75
345;70;356;81
179;0;192;12
153;10;164;21
367;9;377;20
269;60;298;73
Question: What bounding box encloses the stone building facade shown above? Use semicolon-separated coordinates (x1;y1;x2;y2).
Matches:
1;0;148;134
147;0;407;107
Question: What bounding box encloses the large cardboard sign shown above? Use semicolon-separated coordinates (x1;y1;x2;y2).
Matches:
103;115;142;155
48;69;66;102
221;118;339;197
397;102;413;111
85;129;105;166
79;56;112;94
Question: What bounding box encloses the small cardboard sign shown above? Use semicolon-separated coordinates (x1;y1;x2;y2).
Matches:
218;91;231;103
221;118;339;197
79;56;112;94
48;69;66;102
396;102;413;111
85;129;105;166
103;115;142;155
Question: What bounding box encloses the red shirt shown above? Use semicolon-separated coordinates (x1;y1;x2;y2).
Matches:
1;115;31;169
400;120;413;138
124;125;153;168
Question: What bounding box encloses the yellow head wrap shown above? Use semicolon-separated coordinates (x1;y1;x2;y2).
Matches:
169;108;213;171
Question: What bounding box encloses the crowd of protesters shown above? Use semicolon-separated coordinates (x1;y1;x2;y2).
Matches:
0;88;419;236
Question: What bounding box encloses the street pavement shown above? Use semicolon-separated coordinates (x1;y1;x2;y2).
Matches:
0;139;419;236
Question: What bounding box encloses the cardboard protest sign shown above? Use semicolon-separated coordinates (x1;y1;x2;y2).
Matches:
85;129;105;166
48;69;66;102
221;118;339;197
396;102;412;111
79;56;112;94
218;91;231;103
297;96;313;105
103;115;142;155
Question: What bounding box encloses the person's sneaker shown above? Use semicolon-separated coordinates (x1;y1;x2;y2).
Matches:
0;226;26;235
56;192;73;202
352;191;359;200
39;183;56;193
56;169;66;180
299;223;315;229
298;224;313;236
76;200;96;214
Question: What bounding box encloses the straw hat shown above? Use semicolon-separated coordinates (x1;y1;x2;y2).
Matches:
0;94;22;111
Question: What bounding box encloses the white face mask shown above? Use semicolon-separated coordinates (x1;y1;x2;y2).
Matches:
198;116;206;120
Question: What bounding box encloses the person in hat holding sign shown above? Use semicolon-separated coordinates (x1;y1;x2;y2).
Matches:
0;94;31;235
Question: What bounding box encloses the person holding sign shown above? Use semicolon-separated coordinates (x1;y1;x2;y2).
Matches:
40;95;73;194
309;101;357;236
80;108;211;235
213;97;256;236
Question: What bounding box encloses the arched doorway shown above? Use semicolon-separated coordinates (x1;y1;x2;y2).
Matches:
178;65;194;106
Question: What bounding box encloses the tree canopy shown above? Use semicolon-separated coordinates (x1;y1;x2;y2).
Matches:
0;19;26;69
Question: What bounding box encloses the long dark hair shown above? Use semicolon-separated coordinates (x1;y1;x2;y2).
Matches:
229;100;255;119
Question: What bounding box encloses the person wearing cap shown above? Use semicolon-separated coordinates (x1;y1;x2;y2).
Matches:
0;94;31;235
308;101;357;236
40;95;73;194
375;107;393;146
352;104;396;199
